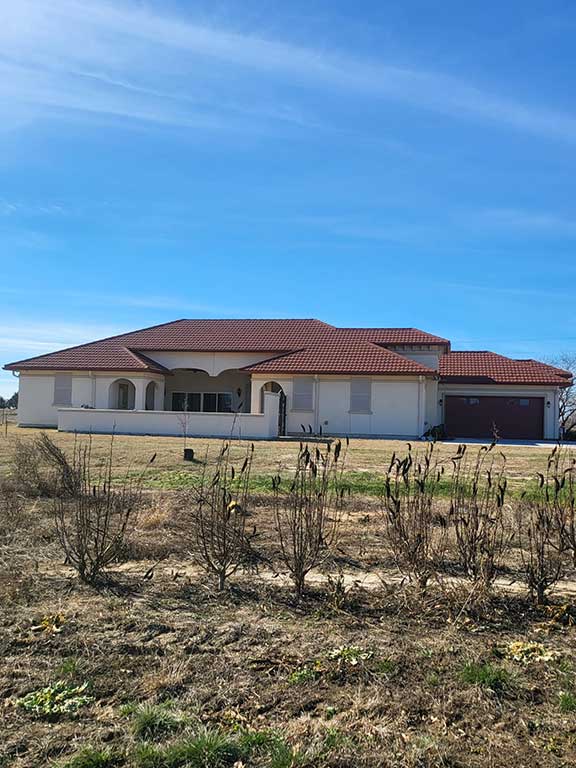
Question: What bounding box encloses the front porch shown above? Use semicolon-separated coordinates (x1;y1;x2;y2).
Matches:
105;368;255;414
57;390;281;439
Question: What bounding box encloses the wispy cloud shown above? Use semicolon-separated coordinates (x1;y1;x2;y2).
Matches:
0;0;575;141
476;208;576;235
0;286;276;316
0;319;125;396
0;198;68;217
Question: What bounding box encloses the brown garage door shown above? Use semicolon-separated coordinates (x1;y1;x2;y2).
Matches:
445;396;544;439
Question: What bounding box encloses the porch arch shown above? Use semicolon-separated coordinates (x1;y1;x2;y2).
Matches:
145;381;156;411
259;381;286;435
108;378;136;410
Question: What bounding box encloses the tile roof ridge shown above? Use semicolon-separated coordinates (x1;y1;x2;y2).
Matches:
241;349;307;370
126;348;172;374
363;341;437;373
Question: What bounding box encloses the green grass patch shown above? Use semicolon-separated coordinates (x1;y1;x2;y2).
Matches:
60;748;124;768
559;690;576;712
122;702;187;741
133;727;307;768
460;662;510;693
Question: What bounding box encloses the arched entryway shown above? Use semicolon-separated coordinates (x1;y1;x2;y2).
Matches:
260;381;286;436
145;381;156;410
108;379;136;410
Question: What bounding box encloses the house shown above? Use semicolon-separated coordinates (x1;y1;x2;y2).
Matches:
3;319;572;441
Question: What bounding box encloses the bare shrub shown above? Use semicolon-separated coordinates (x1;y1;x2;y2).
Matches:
53;438;152;584
543;446;576;566
272;440;347;597
516;452;569;604
10;437;51;497
35;432;82;496
187;442;255;590
10;432;82;498
382;442;448;590
449;443;510;588
0;481;25;541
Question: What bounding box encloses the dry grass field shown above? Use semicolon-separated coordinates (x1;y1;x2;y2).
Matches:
1;424;576;768
0;422;562;495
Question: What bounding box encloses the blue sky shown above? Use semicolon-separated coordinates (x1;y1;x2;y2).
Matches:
1;0;575;397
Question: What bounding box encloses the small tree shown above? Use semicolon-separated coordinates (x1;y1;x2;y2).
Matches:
382;442;448;590
188;442;255;590
273;440;347;597
449;443;510;588
53;437;152;584
547;354;576;435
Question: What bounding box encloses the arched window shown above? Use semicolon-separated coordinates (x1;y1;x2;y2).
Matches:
109;379;136;410
145;381;156;411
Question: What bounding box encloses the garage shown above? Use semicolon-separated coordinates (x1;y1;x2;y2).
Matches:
445;395;544;440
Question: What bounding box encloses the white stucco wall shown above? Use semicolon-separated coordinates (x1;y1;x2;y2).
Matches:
57;392;280;439
388;345;444;372
250;374;427;437
17;372;165;427
17;374;59;426
141;351;278;377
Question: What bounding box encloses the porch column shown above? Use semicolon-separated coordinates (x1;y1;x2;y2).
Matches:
250;378;262;413
417;376;426;436
134;378;147;410
155;379;166;410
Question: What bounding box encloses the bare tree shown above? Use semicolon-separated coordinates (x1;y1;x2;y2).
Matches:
547;353;576;434
273;440;348;597
187;442;255;590
53;437;153;584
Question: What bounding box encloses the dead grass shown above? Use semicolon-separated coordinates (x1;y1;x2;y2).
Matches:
1;428;576;767
0;422;561;496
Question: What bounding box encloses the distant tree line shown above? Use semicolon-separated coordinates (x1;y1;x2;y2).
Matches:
0;392;18;409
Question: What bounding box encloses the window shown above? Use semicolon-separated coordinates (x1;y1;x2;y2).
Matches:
172;393;202;411
172;393;186;411
118;382;130;409
53;374;72;406
519;399;530;407
171;392;233;413
203;393;217;412
350;378;371;413
292;378;314;411
217;393;233;413
465;397;480;406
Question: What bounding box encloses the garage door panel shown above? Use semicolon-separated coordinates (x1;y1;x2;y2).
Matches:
445;396;543;439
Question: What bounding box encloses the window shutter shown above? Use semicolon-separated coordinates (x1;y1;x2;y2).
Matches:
350;378;371;412
53;375;72;406
293;378;314;410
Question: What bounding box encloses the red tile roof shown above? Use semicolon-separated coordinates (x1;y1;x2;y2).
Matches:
439;352;573;387
337;328;449;345
5;321;568;385
3;319;443;376
243;343;434;376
